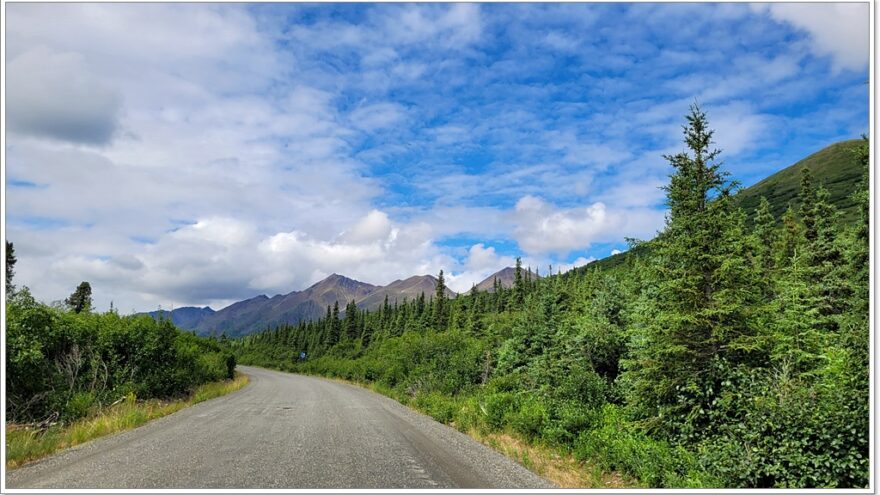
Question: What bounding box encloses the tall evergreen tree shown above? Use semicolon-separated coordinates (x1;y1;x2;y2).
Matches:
513;257;525;307
777;203;800;266
344;300;359;340
66;281;93;314
5;240;16;295
327;301;341;345
433;270;448;329
798;168;819;244
623;105;759;439
751;196;777;274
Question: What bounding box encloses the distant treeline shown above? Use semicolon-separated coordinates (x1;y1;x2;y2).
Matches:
6;278;236;423
235;107;869;488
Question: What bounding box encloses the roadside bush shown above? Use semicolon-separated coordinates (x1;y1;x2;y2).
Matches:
480;391;519;430
6;290;236;423
508;394;548;440
452;395;485;433
414;392;459;424
697;363;869;488
541;399;597;446
573;404;718;488
64;391;96;420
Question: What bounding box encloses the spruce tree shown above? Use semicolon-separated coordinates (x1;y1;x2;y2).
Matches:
778;203;800;266
5;241;16;295
798;168;818;244
328;301;341;345
513;257;525;307
623;105;759;439
344;300;359;340
66;281;93;313
752;196;777;273
433;270;448;329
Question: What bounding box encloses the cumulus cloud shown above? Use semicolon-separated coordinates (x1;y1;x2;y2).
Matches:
511;195;666;255
7;47;122;145
341;210;394;244
710;102;771;155
754;3;869;72
513;196;613;254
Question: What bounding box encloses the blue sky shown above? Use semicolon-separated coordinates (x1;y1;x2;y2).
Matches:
4;3;869;312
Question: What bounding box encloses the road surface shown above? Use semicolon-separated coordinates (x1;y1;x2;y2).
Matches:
6;366;554;489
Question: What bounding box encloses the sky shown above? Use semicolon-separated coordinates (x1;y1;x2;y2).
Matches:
4;2;870;313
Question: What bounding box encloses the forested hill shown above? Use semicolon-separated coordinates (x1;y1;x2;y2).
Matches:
736;139;865;223
234;110;869;488
587;138;865;272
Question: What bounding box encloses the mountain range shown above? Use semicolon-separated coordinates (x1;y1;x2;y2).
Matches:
148;270;490;337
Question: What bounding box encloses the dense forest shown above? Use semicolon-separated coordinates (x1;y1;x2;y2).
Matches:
236;107;870;488
5;257;237;424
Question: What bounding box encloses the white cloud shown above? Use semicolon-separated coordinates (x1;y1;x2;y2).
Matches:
7;47;122;144
464;244;514;272
554;256;596;274
710;102;771;155
342;210;394;244
754;3;868;72
513;196;612;254
511;195;665;255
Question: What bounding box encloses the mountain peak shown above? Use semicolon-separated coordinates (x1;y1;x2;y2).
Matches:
311;273;374;291
475;266;541;292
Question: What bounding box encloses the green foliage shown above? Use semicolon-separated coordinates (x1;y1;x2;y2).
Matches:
6;289;236;423
65;281;93;314
433;270;448;330
481;392;516;429
507;394;549;440
574;404;719;487
413;392;459;424
622;105;762;440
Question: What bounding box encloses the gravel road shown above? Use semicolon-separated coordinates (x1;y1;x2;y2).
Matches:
6;365;555;489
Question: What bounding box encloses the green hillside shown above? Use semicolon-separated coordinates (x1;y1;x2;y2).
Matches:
737;139;865;224
585;139;866;273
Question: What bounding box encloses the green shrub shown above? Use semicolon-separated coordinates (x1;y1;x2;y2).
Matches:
480;391;518;430
414;392;458;424
5;290;237;423
541;399;597;446
64;391;96;419
453;395;485;433
573;404;718;488
697;365;869;488
508;394;548;440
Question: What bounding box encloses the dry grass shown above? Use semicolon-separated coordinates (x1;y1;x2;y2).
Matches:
6;373;249;470
468;430;635;488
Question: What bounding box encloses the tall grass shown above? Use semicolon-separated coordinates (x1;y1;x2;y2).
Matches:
6;373;248;469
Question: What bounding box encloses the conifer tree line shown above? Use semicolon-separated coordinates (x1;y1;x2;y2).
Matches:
235;106;869;488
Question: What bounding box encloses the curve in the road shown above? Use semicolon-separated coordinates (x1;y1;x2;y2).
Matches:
6;366;555;489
